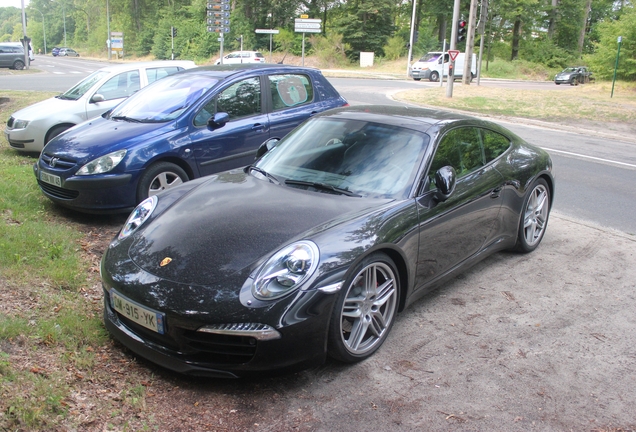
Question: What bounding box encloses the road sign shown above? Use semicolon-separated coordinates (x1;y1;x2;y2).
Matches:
208;19;229;26
208;11;230;18
207;3;230;10
295;18;322;33
448;50;460;61
207;26;230;33
255;29;280;34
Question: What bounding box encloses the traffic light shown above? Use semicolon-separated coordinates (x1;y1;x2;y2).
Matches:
171;27;177;37
457;20;467;43
413;31;419;44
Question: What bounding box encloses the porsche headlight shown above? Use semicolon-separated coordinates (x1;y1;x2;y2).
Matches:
11;119;30;129
76;149;126;175
118;196;157;240
252;241;319;300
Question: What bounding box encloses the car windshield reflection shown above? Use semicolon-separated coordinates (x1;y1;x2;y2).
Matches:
58;70;110;101
109;74;218;123
256;117;430;199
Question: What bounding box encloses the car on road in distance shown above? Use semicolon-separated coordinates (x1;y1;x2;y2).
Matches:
5;60;197;153
554;66;594;85
100;105;554;378
0;42;28;70
58;48;80;57
34;64;348;213
51;46;64;56
215;51;265;65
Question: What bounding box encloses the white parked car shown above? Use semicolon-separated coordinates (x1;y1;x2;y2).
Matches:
4;60;197;153
214;51;265;65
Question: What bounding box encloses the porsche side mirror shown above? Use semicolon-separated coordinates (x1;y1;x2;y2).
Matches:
207;112;229;130
433;166;456;202
256;138;280;159
91;94;105;103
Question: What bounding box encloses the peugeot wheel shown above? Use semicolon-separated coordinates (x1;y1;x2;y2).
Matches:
137;162;188;202
328;252;399;363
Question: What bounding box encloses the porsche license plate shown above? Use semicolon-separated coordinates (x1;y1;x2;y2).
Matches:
111;290;165;334
40;171;62;187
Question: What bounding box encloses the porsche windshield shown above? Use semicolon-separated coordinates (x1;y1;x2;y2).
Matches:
109;74;218;123
256;117;430;199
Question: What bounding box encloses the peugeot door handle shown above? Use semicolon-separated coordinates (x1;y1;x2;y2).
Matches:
252;123;265;132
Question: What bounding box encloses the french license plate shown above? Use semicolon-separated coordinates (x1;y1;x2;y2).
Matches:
111;289;165;334
40;171;62;187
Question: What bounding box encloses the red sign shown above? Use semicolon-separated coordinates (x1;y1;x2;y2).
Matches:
448;50;460;61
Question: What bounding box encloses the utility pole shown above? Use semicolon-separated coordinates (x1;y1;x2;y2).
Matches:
476;0;488;86
462;0;479;84
405;0;417;78
20;0;29;69
107;0;111;60
446;0;461;98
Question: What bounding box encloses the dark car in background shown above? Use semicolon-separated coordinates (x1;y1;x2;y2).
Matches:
34;64;348;213
100;105;554;378
555;66;594;85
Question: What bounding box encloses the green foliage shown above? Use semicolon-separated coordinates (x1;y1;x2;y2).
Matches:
520;37;575;68
552;0;585;53
383;36;406;61
309;33;351;67
586;6;636;80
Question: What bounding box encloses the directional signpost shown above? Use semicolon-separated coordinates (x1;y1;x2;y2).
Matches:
294;17;322;66
256;29;279;63
207;0;230;62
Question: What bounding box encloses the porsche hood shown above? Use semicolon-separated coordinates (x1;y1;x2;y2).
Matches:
127;171;386;286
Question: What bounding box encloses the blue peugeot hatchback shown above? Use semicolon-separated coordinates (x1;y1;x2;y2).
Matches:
34;64;348;213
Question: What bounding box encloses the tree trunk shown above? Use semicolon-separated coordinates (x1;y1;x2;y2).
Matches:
511;18;521;60
437;14;447;44
577;0;592;56
547;0;559;39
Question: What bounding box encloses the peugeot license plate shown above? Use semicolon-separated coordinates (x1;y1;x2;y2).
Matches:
40;171;62;187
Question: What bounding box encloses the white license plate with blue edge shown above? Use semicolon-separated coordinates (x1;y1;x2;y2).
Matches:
40;171;62;187
111;289;165;334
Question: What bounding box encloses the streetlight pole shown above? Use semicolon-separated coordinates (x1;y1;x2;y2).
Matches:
107;0;111;60
63;6;67;47
32;8;47;54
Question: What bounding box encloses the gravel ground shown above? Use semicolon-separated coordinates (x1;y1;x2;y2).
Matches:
116;212;635;431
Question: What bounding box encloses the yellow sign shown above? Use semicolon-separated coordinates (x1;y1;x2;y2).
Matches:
300;14;309;19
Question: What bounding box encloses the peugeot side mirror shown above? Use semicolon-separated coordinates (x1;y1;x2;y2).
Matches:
207;112;230;130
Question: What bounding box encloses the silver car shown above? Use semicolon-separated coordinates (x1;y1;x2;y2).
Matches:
5;60;197;153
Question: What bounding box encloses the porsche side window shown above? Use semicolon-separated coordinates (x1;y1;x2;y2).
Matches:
481;129;511;163
194;77;261;126
268;74;314;111
429;127;484;188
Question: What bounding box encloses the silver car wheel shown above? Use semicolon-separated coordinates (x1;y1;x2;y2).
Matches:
148;171;184;197
339;261;398;356
523;183;549;247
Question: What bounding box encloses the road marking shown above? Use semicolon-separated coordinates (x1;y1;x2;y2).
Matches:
52;71;64;74
542;147;636;169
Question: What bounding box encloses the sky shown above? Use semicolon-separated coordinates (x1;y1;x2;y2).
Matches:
2;0;30;9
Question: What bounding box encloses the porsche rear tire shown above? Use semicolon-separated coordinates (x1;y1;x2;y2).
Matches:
328;252;399;363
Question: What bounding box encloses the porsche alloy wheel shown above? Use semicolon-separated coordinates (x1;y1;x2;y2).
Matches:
517;178;550;253
328;253;399;363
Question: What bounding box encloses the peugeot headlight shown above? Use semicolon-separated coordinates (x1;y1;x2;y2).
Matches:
252;241;319;300
11;119;30;129
76;149;127;175
118;196;157;240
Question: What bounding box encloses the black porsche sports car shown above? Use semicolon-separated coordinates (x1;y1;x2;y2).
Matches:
101;105;554;378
